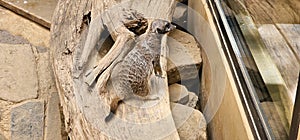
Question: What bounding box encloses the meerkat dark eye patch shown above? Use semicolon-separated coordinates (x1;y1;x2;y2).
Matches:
157;28;165;34
165;23;170;29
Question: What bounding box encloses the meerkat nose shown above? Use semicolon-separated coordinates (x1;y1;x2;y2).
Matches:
172;25;176;29
168;24;176;31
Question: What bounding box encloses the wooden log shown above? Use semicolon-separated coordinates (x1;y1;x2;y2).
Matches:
50;0;179;139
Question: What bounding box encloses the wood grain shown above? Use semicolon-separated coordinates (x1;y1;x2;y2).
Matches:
258;24;300;102
277;24;300;62
242;0;300;24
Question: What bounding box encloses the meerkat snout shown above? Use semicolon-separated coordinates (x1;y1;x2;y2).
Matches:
151;19;176;34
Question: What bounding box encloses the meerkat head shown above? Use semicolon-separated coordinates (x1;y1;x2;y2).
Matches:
150;19;176;34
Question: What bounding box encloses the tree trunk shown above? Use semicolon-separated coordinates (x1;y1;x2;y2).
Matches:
50;0;178;139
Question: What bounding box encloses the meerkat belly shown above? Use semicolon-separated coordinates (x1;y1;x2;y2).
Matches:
117;47;154;97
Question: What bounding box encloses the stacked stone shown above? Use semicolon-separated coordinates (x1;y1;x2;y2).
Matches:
167;29;207;139
0;8;63;140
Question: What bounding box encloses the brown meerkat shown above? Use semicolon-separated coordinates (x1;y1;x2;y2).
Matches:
105;19;176;122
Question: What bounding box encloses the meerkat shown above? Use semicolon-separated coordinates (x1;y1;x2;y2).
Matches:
105;19;176;122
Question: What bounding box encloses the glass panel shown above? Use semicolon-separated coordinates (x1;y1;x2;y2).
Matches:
218;0;300;139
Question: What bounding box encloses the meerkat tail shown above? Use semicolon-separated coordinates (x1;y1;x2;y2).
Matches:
105;97;122;122
105;112;114;122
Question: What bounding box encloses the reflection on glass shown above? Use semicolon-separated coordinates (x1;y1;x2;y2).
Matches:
219;0;300;139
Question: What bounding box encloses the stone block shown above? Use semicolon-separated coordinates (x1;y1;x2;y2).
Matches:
187;91;198;108
11;100;44;140
167;29;202;84
169;83;189;105
171;103;207;140
0;44;38;102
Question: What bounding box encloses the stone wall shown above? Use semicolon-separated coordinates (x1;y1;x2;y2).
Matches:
0;6;65;140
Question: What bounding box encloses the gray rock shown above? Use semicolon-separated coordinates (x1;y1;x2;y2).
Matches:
11;100;44;140
0;30;29;44
169;84;190;104
167;29;202;84
0;44;38;102
171;103;207;140
187;92;198;108
169;84;199;108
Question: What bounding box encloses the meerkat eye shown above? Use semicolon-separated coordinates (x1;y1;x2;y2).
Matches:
156;28;163;34
165;23;170;28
